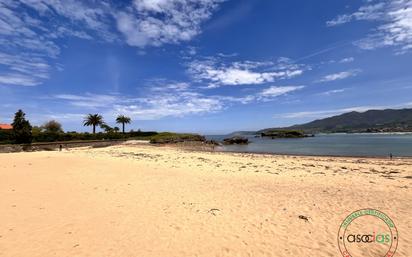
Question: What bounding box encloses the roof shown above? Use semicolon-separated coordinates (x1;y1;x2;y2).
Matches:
0;124;13;130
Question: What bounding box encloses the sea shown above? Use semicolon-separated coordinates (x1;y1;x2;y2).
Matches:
206;133;412;157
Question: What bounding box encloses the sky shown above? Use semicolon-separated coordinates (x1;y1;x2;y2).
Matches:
0;0;411;134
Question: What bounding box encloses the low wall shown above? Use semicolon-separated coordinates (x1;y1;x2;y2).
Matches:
0;140;126;153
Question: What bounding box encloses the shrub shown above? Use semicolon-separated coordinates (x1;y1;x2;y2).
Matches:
149;132;205;144
128;131;158;138
0;129;13;144
42;120;63;133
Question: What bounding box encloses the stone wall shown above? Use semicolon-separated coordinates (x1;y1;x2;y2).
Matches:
0;140;126;153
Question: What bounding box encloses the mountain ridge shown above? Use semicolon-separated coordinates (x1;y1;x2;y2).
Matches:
257;108;412;134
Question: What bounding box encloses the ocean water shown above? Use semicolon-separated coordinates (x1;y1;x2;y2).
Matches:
206;133;412;157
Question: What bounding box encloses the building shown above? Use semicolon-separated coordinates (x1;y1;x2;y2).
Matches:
0;124;13;130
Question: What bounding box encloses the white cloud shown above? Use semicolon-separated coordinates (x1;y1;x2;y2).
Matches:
116;0;225;47
327;3;385;26
318;69;361;83
0;0;225;86
0;0;114;86
318;88;347;96
328;0;412;54
339;57;355;63
52;79;226;120
258;85;304;98
0;73;40;86
53;91;224;120
0;52;50;86
188;57;306;88
113;83;304;120
51;81;305;120
151;82;191;92
53;93;119;108
18;0;115;41
114;92;224;120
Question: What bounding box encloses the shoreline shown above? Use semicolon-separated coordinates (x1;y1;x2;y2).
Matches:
154;142;412;160
211;148;411;159
1;139;412;159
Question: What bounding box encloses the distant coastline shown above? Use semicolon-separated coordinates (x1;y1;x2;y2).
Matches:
248;108;412;135
207;133;412;157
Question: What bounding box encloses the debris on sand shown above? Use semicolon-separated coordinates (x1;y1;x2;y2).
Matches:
208;208;221;216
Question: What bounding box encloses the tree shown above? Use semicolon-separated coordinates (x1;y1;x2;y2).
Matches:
116;115;131;133
83;114;104;134
11;109;32;144
32;126;42;134
42;120;63;133
113;126;120;133
100;123;113;133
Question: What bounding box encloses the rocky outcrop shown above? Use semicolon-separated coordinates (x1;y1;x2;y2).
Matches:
223;136;249;145
261;130;308;138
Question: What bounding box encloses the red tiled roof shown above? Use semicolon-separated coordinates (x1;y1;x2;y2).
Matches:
0;124;12;130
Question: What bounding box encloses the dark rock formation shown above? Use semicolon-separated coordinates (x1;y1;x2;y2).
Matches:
223;136;249;145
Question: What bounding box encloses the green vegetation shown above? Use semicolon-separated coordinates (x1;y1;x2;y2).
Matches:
116;115;131;133
0;129;13;144
149;132;205;144
83;114;104;134
289;108;412;133
257;108;412;134
100;123;113;133
223;136;249;145
260;130;307;138
0;109;203;145
42;120;63;133
11;110;32;144
0;129;159;145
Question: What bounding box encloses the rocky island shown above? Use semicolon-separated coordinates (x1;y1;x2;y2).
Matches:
260;130;312;139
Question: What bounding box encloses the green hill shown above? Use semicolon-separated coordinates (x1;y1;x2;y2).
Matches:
260;108;412;134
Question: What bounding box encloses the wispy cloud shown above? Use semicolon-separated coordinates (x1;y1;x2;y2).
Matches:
339;57;355;63
54;93;120;108
18;0;116;41
0;0;225;86
257;85;305;100
0;0;115;86
188;56;306;88
53;92;224;120
0;52;50;86
318;88;347;96
52;81;304;120
0;73;41;86
326;3;385;26
318;69;361;83
328;0;412;54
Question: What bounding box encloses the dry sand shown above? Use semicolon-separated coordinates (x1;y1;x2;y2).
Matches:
0;143;411;257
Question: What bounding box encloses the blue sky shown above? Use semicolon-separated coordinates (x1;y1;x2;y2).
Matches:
0;0;411;134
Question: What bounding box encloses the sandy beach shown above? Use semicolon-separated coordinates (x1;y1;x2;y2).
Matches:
0;142;411;257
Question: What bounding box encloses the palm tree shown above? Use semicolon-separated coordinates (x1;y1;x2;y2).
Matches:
100;123;113;133
83;114;104;134
116;115;131;133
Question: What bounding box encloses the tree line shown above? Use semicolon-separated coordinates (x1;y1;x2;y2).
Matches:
1;110;136;144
